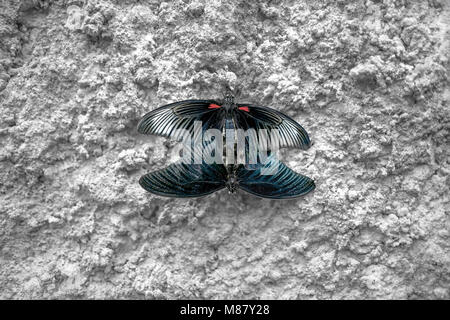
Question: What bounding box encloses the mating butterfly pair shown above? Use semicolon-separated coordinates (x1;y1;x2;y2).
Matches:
137;94;315;199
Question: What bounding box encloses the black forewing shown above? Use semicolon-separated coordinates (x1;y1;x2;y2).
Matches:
236;154;315;199
235;104;311;150
139;161;227;198
137;100;224;141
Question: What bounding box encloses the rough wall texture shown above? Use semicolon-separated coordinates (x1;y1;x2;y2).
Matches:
0;0;449;299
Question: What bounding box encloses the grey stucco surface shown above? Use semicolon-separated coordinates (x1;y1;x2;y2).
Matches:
0;0;449;299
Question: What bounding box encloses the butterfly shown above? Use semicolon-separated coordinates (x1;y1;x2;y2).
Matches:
137;93;315;199
137;93;311;150
139;152;315;199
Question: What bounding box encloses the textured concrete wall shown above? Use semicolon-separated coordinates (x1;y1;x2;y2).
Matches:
0;0;449;299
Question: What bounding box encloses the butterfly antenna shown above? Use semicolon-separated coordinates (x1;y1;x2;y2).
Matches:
224;83;232;95
234;85;242;100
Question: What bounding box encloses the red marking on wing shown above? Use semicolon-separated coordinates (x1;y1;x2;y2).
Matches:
208;103;222;109
238;106;250;112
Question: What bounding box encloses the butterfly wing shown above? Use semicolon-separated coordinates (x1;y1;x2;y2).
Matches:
236;154;315;199
139;161;227;198
138;100;225;141
234;104;311;150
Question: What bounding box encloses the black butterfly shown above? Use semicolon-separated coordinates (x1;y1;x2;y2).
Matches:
137;93;315;199
137;94;311;150
139;152;315;199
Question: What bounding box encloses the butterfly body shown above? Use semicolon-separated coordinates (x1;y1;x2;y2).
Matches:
224;166;238;194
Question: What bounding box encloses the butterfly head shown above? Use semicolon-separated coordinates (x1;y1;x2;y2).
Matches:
226;174;237;194
224;91;234;103
223;92;235;112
